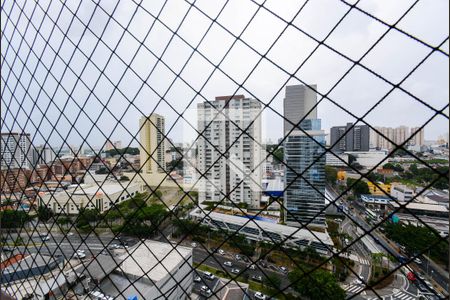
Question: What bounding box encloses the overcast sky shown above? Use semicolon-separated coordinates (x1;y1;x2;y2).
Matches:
1;0;448;151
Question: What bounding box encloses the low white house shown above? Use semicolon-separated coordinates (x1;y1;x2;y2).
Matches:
37;182;143;214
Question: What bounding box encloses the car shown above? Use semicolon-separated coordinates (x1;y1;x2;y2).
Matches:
193;275;201;282
218;249;225;255
334;218;342;223
414;258;423;264
355;275;365;285
67;232;74;237
248;264;256;270
109;244;119;250
424;280;433;289
254;292;267;300
41;235;50;241
416;282;429;293
74;252;86;259
203;272;215;280
89;291;113;300
259;260;267;267
76;249;85;253
251;275;262;282
200;285;212;297
235;254;241;260
223;261;233;267
279;266;288;273
231;268;240;274
191;242;197;248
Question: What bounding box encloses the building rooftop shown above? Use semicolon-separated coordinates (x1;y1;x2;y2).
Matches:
360;194;391;204
391;201;449;212
192;209;334;246
117;240;192;283
75;255;123;282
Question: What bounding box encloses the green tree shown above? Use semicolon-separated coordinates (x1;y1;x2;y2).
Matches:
0;210;30;228
119;175;130;181
346;178;369;196
273;147;284;163
76;208;100;229
37;205;54;222
385;222;448;266
325;166;338;186
264;274;282;290
289;269;345;300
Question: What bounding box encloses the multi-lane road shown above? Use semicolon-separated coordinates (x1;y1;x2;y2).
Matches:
328;184;448;299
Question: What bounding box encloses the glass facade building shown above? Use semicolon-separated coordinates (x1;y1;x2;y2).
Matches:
284;119;326;226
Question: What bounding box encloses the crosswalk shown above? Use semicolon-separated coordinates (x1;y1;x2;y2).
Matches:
390;291;417;300
364;291;417;300
343;284;366;294
357;257;370;265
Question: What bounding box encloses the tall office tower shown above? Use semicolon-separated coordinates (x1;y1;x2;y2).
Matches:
197;95;262;208
283;85;326;227
1;132;34;170
330;123;370;152
284;84;318;135
410;127;425;146
139;114;166;174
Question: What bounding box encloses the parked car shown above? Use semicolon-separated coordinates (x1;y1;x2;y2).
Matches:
231;268;240;274
235;254;241;260
218;249;225;255
193;275;201;282
223;261;233;267
254;292;267;300
200;285;212;297
414;258;423;265
203;272;215;280
248;264;256;270
279;266;288;273
251;275;262;282
191;242;197;248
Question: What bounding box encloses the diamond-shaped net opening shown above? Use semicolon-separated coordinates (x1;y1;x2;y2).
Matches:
1;0;448;300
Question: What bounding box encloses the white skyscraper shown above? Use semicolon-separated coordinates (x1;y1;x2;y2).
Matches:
1;132;34;170
197;95;262;208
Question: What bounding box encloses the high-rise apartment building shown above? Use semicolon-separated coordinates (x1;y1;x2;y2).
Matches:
197;95;262;208
370;126;425;150
283;85;326;227
410;127;425;146
139;114;166;174
330;123;370;152
1;132;34;170
34;145;56;165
